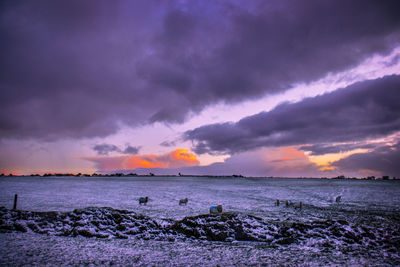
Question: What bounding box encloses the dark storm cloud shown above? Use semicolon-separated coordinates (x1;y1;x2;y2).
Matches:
185;75;400;154
332;141;400;177
93;143;140;155
1;0;400;140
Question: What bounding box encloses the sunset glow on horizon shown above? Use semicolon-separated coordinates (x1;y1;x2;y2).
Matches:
80;148;200;172
1;0;400;178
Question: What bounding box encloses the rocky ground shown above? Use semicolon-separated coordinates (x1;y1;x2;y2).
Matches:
1;206;399;253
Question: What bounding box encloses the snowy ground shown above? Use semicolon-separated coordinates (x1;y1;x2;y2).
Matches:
1;233;397;266
0;176;399;266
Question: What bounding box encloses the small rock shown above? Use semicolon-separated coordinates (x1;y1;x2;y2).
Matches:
116;232;128;239
14;222;27;232
76;228;95;237
275;237;295;245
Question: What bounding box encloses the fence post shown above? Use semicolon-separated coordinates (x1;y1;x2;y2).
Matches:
13;194;18;210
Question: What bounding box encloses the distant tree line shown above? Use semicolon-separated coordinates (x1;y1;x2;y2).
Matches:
0;173;397;180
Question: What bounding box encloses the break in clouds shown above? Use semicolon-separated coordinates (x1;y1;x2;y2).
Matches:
185;75;400;155
1;0;400;140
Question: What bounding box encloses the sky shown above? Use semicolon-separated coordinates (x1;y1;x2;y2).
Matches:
1;0;400;177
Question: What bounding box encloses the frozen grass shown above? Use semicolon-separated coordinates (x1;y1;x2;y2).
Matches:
1;233;398;266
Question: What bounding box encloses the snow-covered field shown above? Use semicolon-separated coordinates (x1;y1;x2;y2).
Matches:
1;176;399;266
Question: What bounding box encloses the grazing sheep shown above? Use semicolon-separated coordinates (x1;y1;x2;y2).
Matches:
285;200;292;207
179;198;188;205
284;200;303;209
210;205;223;214
139;197;149;205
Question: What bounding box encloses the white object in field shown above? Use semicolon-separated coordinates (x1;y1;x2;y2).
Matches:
210;205;223;214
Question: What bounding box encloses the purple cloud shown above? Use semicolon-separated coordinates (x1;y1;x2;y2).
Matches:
160;140;177;147
92;144;121;156
122;145;140;155
1;0;399;140
93;143;140;155
184;75;400;154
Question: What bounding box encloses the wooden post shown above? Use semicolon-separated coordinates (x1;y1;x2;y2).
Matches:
13;194;18;210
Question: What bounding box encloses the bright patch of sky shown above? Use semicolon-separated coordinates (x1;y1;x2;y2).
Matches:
1;47;399;174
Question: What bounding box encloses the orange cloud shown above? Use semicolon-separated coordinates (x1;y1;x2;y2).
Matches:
250;146;325;177
307;148;370;167
319;166;336;171
124;155;167;169
83;149;199;171
266;146;310;164
169;149;199;167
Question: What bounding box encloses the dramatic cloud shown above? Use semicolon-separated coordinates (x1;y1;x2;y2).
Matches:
332;141;400;177
1;0;399;140
185;75;400;154
85;149;199;171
